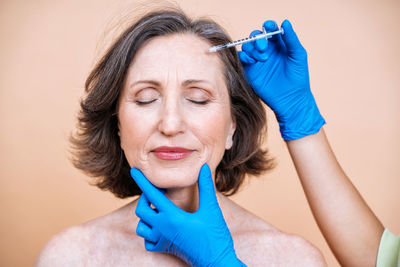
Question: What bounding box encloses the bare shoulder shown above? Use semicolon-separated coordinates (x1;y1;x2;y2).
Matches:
222;197;326;266
234;228;326;266
34;202;141;267
34;224;93;267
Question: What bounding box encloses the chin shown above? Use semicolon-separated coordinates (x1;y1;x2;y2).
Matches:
142;167;200;189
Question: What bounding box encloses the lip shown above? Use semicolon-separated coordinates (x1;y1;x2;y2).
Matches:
151;146;194;160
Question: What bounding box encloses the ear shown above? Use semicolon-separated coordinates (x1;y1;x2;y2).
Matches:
119;131;124;151
117;118;124;150
225;120;236;150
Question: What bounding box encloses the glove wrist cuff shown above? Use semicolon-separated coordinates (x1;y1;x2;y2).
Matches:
279;113;326;140
277;90;326;141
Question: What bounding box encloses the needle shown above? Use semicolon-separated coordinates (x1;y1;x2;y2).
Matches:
208;28;284;53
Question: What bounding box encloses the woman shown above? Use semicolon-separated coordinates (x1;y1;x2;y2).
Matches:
35;8;326;266
132;9;398;267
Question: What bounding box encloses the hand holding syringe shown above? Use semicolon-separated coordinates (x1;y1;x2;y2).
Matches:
209;27;284;52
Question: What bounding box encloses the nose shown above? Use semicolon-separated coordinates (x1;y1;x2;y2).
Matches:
158;98;185;136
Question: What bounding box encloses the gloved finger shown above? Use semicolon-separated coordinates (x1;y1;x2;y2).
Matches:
249;30;269;61
198;164;218;211
242;30;269;62
254;32;268;52
238;51;255;64
263;20;286;52
280;19;306;56
262;20;279;41
144;239;157;252
144;237;171;253
130;168;178;213
135;194;157;224
241;30;259;53
136;219;160;243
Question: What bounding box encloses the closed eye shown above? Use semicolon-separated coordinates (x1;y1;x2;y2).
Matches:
135;99;158;105
134;88;160;105
184;88;211;105
187;99;209;105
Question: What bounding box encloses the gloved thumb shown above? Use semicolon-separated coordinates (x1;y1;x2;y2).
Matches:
280;19;306;56
198;163;218;210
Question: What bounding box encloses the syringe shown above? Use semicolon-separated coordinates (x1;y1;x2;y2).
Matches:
208;28;284;53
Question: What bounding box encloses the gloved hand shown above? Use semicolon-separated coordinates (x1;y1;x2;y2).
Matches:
238;19;325;140
130;164;245;267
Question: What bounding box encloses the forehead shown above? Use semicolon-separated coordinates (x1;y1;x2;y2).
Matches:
128;33;225;82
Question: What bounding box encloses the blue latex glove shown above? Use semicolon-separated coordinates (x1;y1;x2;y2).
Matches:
238;19;325;140
130;164;245;267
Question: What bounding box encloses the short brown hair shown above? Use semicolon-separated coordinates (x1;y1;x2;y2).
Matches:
70;7;274;198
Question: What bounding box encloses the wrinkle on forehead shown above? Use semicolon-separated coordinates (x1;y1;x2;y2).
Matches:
127;33;227;89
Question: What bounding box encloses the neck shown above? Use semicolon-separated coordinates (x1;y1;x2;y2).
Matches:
163;186;236;230
165;184;199;213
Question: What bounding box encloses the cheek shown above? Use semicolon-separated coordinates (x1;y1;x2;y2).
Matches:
118;105;155;166
189;106;232;161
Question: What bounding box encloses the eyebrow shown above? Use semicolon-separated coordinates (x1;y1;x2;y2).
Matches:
130;79;211;88
182;79;210;87
130;80;161;88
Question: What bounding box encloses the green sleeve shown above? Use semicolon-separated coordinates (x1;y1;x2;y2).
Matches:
376;228;400;267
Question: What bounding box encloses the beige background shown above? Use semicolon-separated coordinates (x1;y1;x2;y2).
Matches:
1;0;399;266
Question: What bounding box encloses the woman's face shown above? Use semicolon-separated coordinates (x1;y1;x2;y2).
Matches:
118;33;235;189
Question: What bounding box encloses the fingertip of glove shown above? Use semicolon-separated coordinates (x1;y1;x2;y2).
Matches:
136;219;145;234
144;240;156;251
238;51;255;64
198;163;214;189
250;29;262;37
200;163;210;174
255;38;268;52
281;19;293;32
130;168;142;181
263;20;277;31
